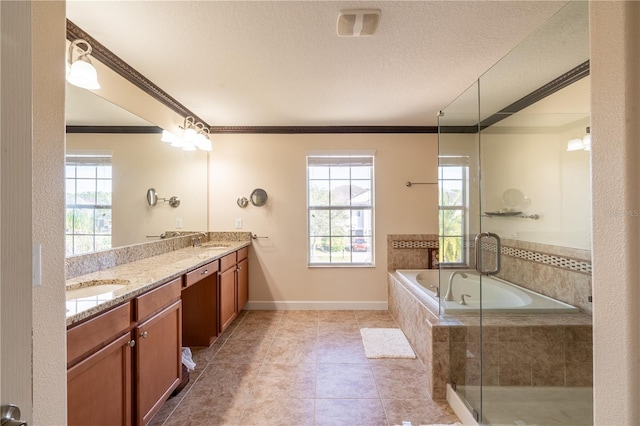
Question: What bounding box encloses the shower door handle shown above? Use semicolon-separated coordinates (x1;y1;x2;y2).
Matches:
474;232;501;276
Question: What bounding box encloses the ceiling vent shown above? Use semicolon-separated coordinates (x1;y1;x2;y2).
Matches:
337;9;381;37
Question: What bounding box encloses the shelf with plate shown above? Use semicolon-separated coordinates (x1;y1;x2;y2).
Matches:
483;211;539;219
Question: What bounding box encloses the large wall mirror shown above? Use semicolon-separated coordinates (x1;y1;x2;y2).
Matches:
439;1;590;252
65;81;208;256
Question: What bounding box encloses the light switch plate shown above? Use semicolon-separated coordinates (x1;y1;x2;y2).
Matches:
175;217;183;229
33;243;42;287
235;218;242;229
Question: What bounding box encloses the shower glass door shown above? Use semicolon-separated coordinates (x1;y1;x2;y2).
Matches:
438;80;481;419
441;2;592;424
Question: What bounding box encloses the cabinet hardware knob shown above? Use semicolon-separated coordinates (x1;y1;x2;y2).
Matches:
127;340;136;347
140;331;148;338
201;269;208;275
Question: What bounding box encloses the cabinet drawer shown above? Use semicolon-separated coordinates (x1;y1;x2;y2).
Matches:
237;246;249;261
67;301;132;366
220;252;237;272
185;260;218;288
135;278;181;322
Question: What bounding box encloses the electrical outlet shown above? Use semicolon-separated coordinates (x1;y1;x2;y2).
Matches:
175;217;182;229
235;218;242;229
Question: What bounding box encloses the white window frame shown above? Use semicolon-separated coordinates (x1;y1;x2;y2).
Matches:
438;158;469;266
65;152;113;255
306;151;375;267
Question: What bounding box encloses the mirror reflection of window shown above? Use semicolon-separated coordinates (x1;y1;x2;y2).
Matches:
65;151;113;255
439;158;469;266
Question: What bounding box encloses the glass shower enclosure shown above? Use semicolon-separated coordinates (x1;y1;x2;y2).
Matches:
438;2;592;424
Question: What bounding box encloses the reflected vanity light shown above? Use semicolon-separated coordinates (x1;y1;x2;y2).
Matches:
66;39;100;90
567;126;591;151
161;117;212;152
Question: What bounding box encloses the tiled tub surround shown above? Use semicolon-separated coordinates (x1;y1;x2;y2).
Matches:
388;235;592;314
387;234;593;400
66;231;252;279
481;238;593;314
387;234;439;270
65;232;251;326
388;272;592;400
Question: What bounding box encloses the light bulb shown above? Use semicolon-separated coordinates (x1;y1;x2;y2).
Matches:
66;57;100;90
161;130;175;143
200;139;212;152
566;138;584;151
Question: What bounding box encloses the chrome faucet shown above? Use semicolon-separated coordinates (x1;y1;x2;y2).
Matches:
191;232;208;248
444;271;468;302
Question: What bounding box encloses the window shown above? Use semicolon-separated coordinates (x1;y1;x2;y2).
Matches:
65;153;113;255
307;154;374;266
439;161;468;265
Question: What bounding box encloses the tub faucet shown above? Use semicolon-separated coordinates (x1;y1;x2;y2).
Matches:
444;271;468;302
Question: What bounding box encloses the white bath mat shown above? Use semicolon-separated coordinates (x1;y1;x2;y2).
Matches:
360;328;416;359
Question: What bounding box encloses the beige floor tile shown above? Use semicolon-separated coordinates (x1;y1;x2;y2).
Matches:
163;394;251;426
355;310;399;328
316;363;378;399
191;363;261;399
318;310;358;323
158;310;461;425
316;337;368;364
210;338;272;364
370;359;431;399
239;398;315;426
315;398;387;426
276;320;319;338
265;336;318;364
251;363;316;398
382;398;459;426
228;319;280;341
318;322;362;340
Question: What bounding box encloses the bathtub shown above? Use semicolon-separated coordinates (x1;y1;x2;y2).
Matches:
395;269;579;314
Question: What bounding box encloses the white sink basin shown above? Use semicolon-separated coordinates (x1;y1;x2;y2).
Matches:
200;242;231;249
66;279;130;300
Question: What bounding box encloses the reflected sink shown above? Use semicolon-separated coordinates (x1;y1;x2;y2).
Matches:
66;279;130;300
200;243;231;249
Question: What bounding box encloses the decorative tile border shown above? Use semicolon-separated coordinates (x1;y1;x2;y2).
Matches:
392;239;592;275
480;241;592;275
392;240;438;249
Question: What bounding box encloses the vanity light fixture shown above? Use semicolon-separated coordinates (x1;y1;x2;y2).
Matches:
161;116;212;151
66;39;100;90
566;126;591;152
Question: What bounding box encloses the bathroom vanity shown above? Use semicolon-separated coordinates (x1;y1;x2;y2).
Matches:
65;240;250;426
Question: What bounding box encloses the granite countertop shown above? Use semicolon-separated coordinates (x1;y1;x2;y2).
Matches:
66;240;250;326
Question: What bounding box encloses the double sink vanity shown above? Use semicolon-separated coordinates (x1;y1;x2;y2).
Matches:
65;237;250;426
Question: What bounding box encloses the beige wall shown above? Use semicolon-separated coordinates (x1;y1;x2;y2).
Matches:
591;1;640;423
32;1;67;424
481;120;592;250
66;133;208;248
209;133;437;308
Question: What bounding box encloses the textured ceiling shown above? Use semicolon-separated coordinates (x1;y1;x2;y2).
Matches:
66;1;578;127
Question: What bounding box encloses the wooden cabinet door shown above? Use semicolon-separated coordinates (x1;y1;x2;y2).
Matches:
136;300;182;426
237;257;249;311
68;332;133;426
218;267;237;333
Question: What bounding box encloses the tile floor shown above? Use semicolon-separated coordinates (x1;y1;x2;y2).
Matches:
150;310;460;426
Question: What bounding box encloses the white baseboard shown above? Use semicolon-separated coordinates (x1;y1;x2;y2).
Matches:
447;384;479;425
244;301;388;310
